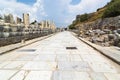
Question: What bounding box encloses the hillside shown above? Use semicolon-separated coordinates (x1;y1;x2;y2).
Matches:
69;0;120;29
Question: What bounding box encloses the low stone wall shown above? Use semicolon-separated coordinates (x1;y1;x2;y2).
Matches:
0;32;52;47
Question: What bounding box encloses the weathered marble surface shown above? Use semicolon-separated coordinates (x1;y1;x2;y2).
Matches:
0;31;120;80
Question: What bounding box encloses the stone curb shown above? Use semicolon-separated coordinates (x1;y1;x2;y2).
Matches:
0;33;55;55
71;32;120;65
79;37;120;65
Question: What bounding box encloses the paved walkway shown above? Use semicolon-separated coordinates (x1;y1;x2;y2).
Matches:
0;34;54;54
78;37;120;64
0;31;120;80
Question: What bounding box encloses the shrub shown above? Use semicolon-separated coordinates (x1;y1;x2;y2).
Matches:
103;0;120;18
80;13;89;22
68;24;76;29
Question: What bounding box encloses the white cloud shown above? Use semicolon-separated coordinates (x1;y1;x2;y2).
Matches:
0;0;46;22
31;0;47;21
69;0;111;14
43;0;111;27
0;0;111;27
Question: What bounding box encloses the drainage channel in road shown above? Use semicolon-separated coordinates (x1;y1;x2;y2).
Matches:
66;47;77;50
17;49;36;52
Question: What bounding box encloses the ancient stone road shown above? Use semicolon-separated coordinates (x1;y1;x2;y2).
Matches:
0;31;120;80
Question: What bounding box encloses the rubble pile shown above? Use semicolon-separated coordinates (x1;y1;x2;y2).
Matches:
76;15;120;47
81;29;120;47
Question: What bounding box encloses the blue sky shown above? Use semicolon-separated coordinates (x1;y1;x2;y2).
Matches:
70;0;81;5
17;0;36;5
0;0;111;27
18;0;81;5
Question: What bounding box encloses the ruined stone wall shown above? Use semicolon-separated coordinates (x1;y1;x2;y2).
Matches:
77;16;120;47
0;32;52;47
78;15;120;32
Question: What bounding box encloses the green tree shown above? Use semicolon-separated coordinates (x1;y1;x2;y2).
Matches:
68;24;76;29
80;13;89;22
103;0;120;18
